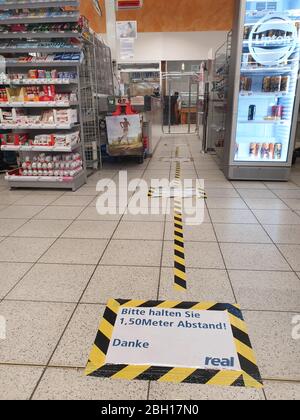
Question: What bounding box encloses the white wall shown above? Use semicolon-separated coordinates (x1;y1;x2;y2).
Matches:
116;31;228;62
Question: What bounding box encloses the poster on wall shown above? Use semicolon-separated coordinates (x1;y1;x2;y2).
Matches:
106;114;143;156
116;21;138;39
120;38;135;60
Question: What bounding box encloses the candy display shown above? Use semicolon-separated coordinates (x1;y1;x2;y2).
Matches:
0;108;78;126
0;39;81;51
19;152;83;178
0;85;77;103
0;131;80;148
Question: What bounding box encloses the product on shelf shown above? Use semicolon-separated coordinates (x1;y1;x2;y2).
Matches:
19;152;83;178
270;76;282;92
0;87;8;102
249;142;282;160
240;76;252;92
0;16;88;35
262;76;271;92
248;105;256;121
0;133;29;146
0;108;78;126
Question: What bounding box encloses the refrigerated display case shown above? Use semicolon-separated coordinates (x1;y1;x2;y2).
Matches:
223;0;300;180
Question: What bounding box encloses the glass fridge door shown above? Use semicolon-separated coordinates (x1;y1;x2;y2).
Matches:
234;0;300;164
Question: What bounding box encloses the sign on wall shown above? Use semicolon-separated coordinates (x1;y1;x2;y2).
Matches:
85;299;263;388
116;21;138;39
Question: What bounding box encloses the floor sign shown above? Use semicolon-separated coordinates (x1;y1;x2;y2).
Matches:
85;299;263;388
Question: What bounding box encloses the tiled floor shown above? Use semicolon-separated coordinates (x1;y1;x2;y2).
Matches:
0;133;300;400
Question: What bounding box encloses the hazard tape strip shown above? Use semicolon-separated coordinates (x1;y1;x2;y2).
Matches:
173;161;187;291
85;299;263;388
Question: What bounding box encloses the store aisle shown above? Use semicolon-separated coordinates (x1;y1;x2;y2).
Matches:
0;134;300;400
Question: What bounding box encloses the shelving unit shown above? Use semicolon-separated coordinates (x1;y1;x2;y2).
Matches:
0;0;85;190
0;0;114;189
207;31;232;155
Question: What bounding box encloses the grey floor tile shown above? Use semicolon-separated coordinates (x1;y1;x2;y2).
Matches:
237;189;277;199
244;311;300;380
159;268;235;302
7;264;95;303
0;219;27;236
204;181;235;189
50;304;104;368
64;187;99;196
0;237;55;263
229;271;300;311
205;188;240;198
122;212;165;222
11;219;71;239
40;239;108;265
0;191;28;206
149;382;264;400
0;205;45;219
0;365;44;400
265;182;299;190
32;367;149;400
162;241;225;269
264;225;300;244
214;224;271;243
164;222;216;242
264;381;300;400
220;243;291;271
273;189;300;200
232;181;267;190
253;210;300;225
244;198;289;210
209;209;258;224
51;195;94;207
0;301;75;364
0;262;32;299
34;206;85;220
62;220;118;240
277;245;300;271
82;266;160;303
206;198;248;210
14;194;59;206
282;199;300;211
100;240;162;267
78;206;124;222
113;221;164;240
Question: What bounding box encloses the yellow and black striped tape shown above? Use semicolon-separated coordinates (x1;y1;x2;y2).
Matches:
173;162;187;291
85;299;263;388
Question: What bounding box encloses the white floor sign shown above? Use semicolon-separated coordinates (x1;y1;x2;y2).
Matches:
85;299;263;388
106;307;241;371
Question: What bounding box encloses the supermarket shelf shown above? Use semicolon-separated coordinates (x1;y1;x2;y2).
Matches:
238;120;290;125
240;66;293;73
0;14;80;25
0;123;79;130
0;102;78;108
8;78;78;85
5;60;81;68
0;1;79;10
0;31;81;39
5;169;86;191
240;91;289;98
1;142;82;152
0;46;81;54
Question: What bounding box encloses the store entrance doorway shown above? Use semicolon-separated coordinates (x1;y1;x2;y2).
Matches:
162;71;204;135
